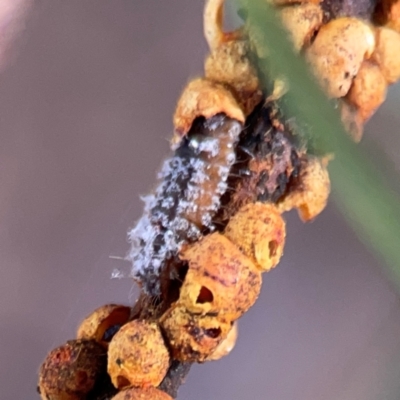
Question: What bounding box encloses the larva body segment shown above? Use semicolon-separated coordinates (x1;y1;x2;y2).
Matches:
217;102;305;224
128;114;242;296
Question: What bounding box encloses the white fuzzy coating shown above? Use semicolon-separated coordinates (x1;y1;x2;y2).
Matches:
127;115;242;295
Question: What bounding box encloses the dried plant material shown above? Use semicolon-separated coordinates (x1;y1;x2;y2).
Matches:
172;78;245;141
347;60;387;121
371;26;400;84
280;4;323;52
111;387;173;400
306;17;375;98
204;0;226;51
77;304;131;348
179;233;262;320
224;203;286;272
206;321;238;361
107;320;170;389
160;305;232;362
38;340;106;400
278;156;330;221
340;99;364;142
204;0;243;52
205;39;262;116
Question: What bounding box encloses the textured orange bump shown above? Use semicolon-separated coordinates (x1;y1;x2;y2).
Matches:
111;386;173;400
372;27;400;84
160;305;233;362
306;17;375;98
38;339;106;400
179;233;262;321
206;321;238;361
205;39;262;116
224;203;286;272
172;78;245;144
347;60;387;122
278;156;331;221
280;3;323;52
76;304;131;348
107;320;170;389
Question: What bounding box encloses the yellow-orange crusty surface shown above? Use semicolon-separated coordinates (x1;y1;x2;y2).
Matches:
224;203;286;272
111;387;173;400
172;78;245;141
372;26;400;84
38;340;106;400
305;17;375;98
179;233;262;320
206;321;238;361
160;305;233;362
107;320;170;389
347;60;387;122
278;156;331;222
280;3;323;52
205;39;262;116
76;304;131;348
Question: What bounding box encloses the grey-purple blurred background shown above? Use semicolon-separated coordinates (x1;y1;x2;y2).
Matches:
1;1;400;399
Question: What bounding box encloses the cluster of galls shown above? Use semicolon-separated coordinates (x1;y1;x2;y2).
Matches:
269;0;400;141
38;305;173;399
40;0;400;397
38;203;286;399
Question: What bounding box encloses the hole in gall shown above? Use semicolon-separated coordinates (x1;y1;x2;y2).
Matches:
204;327;221;339
196;286;214;304
269;240;278;257
117;376;130;389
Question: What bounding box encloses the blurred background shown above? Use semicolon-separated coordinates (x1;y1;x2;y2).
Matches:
1;1;400;399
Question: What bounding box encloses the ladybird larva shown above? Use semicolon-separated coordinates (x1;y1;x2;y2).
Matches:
128;114;242;296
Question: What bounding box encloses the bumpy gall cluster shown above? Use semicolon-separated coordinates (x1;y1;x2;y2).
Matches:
160;202;285;362
271;0;400;140
38;0;397;397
